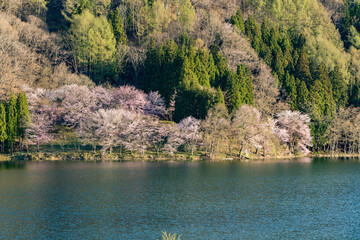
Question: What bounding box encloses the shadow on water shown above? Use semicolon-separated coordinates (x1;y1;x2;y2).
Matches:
312;156;360;163
0;161;26;170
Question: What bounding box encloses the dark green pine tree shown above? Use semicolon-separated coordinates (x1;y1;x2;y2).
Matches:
342;0;353;48
210;45;230;90
16;92;30;151
284;73;298;109
261;18;270;46
241;65;254;105
280;33;294;71
245;16;262;53
207;54;217;86
186;44;196;67
297;80;310;110
316;65;336;117
292;49;300;68
109;8;127;45
6;92;17;154
244;15;257;37
272;45;285;80
179;57;199;89
194;49;210;88
269;28;280;49
173;88;215;122
308;80;325;119
0;102;7;152
215;86;225;105
296;46;313;86
259;43;272;66
329;66;348;108
295;33;307;50
230;9;245;33
162;40;181;105
350;84;360;107
226;71;241;113
142;39;162;92
226;65;254;113
309;65;336;118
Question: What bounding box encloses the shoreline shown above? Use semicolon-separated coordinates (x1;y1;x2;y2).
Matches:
1;151;359;162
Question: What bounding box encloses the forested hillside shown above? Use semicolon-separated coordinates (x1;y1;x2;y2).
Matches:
1;0;360;158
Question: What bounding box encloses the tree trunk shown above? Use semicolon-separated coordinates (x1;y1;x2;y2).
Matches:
119;146;122;155
263;141;266;157
228;140;232;155
239;142;244;158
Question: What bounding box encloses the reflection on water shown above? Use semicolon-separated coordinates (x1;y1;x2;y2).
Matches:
0;160;25;170
0;159;359;239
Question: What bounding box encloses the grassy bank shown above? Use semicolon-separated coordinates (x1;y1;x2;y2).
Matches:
7;150;206;162
5;150;311;162
0;155;10;161
4;151;360;162
3;143;360;162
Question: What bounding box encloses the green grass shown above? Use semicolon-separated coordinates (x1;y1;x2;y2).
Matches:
0;154;10;161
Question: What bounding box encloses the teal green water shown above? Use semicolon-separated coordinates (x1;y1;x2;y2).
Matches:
0;158;360;239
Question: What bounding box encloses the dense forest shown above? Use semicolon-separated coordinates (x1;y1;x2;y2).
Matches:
1;0;360;158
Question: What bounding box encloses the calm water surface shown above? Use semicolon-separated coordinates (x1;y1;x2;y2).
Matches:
0;158;360;239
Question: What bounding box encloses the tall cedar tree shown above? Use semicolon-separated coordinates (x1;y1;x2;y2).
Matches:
6;92;17;154
110;8;127;45
330;66;348;108
16;92;30;150
231;9;245;33
0;103;7;152
296;46;313;87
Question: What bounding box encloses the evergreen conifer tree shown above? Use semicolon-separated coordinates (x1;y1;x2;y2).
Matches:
16;92;30;150
6;92;17;154
297;80;310;110
329;66;348;108
284;73;297;109
227;71;241;113
261;18;270;45
231;9;245;33
215;87;225;105
179;57;199;89
296;46;313;86
207;54;217;86
243;66;254;105
110;8;127;45
194;53;210;88
0;103;7;152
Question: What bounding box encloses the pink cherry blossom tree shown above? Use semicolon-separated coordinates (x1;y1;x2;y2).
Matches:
112;85;149;113
163;126;185;156
276;110;313;154
26;112;53;152
178;116;201;155
145;91;167;118
53;85;96;128
91;85;113;111
232;105;262;157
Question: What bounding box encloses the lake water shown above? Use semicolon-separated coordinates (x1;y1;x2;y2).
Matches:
0;158;360;239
